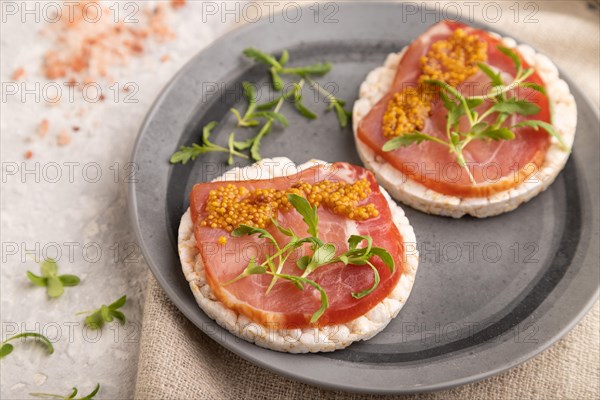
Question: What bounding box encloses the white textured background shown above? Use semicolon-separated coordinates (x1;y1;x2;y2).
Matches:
1;2;238;399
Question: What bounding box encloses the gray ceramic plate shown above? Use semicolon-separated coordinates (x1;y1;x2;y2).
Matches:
129;3;599;394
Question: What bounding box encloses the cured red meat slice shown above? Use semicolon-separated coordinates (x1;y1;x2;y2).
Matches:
189;162;404;329
357;21;551;197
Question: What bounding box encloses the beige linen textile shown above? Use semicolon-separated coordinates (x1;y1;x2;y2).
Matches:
134;1;600;399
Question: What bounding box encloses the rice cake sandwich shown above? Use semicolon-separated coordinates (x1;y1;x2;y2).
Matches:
178;158;419;353
353;20;576;218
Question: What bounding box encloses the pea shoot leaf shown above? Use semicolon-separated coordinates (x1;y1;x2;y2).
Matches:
287;194;319;237
513;120;569;151
248;111;289;127
280;62;332;76
477;62;503;86
497;45;522;75
270;67;284;91
491;98;540;115
370;247;395;272
170;122;248;165
243;48;282;69
519;82;546;95
26;258;80;298
351;262;380;299
0;332;54;359
382;132;445;151
294;100;318;120
30;384;100;400
82;296;127;330
172;48;348;166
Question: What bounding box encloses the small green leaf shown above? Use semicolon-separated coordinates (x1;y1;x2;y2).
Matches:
383;132;447;151
425;79;466;102
67;387;78;399
232;224;277;244
480;127;516;141
249;121;272;161
247;265;268;276
227;133;235;165
247;257;267;275
296;255;311;270
304;279;329;323
243;48;282;69
447;104;463;128
46;276;64;298
491;99;540;115
280;62;332;76
110;310;126;325
82;296;127;330
287;193;319;238
85;311;105;330
270;67;284;91
439;90;454;111
0;343;13;358
3;332;54;355
270;217;295;237
59;274;80;287
233;137;254;151
231;108;258;127
294;236;324;249
30;384;100;400
294;100;317;120
170;119;248;165
513;120;569;151
250;138;263;161
333;102;350;128
348;235;372;251
466;98;484;109
278;50;289;66
370;247;395;272
471;122;488;135
223;257;269;286
201;121;219;145
109;295;127;310
248;111;289;127
497;45;522;75
275;274;303;291
27;271;47;287
40;258;58;277
351;262;380;299
100;305;112;322
241;81;257;104
169;146;196;165
519;82;546;95
477;62;503;86
255;96;282;111
79;383;100;400
310;243;336;267
450;131;460;146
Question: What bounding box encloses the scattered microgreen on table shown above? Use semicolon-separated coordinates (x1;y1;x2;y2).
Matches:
170;48;351;166
30;384;100;400
78;295;127;330
223;194;394;323
26;258;80;298
383;45;569;184
0;332;54;359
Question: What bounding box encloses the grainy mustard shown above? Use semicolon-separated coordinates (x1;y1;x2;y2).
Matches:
201;179;378;231
382;29;488;138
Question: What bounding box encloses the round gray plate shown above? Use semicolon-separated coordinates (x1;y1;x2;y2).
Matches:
129;3;599;394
